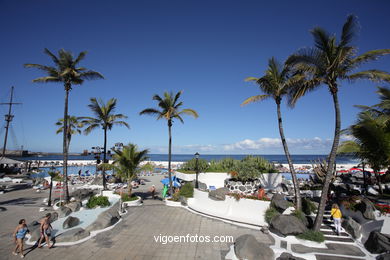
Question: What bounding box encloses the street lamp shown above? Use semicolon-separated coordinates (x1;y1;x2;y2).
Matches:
195;152;200;189
91;146;102;175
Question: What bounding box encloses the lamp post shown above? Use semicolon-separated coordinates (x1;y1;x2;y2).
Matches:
195;152;200;189
91;146;102;175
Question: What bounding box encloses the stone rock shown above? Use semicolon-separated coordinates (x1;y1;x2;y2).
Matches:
377;253;390;260
71;189;96;201
271;193;290;213
198;181;207;191
55;227;90;243
359;198;376;220
277;252;306;260
85;202;120;232
57;206;72;218
234;234;274;260
270;215;307;236
342;217;362;239
364;231;390;254
238;186;246;192
281;183;289;192
208;187;229;201
66;201;82;212
63;216;80;229
260;226;269;234
48;212;58;222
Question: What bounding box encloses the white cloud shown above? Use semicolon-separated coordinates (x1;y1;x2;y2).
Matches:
148;137;336;154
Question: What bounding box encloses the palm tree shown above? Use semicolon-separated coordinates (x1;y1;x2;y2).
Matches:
81;98;129;190
242;57;303;210
47;169;60;207
109;144;149;195
140;91;198;195
55;116;84;151
349;111;390;194
287;15;390;231
25;49;104;202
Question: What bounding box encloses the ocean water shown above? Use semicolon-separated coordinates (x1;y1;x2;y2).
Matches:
14;154;358;165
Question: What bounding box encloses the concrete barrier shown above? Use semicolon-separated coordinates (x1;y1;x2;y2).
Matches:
187;189;270;227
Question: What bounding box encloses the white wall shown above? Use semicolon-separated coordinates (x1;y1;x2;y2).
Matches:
175;172;282;190
187;189;270;226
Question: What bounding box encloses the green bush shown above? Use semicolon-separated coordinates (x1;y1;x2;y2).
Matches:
265;207;280;224
291;209;306;223
121;194;139;202
302;198;317;215
233;156;277;182
168;192;180;202
179;182;194;198
86;195;110;208
180;158;209;173
296;230;325;243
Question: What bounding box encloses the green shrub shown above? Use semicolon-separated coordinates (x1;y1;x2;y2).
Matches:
292;209;306;223
179;182;194;198
296;230;325;243
265;207;280;224
168;192;180;202
86;195;110;208
233;156;277;182
180;158;209;173
121;194;138;202
302;198;317;215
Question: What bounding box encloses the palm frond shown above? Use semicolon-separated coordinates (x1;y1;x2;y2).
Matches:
340;15;358;47
32;76;61;83
79;70;104;80
348;70;390;83
43;48;60;64
351;49;390;66
139;108;161;116
178;109;199;118
244;77;259;82
73;51;87;66
241;95;270;106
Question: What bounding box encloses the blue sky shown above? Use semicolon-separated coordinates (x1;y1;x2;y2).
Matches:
0;0;389;154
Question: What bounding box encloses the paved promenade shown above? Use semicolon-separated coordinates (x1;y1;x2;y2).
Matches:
0;186;273;260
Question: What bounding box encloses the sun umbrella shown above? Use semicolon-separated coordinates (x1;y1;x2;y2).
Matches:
160;176;181;187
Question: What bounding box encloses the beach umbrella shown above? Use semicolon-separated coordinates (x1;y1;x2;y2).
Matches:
161;176;181;187
349;168;362;172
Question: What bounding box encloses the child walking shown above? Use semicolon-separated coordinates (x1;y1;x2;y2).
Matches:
331;203;342;236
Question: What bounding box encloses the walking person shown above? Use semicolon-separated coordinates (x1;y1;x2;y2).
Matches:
331;203;342;236
12;219;29;258
149;185;156;199
38;213;53;248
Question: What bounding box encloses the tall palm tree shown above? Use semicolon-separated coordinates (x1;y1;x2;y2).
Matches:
25;49;104;202
242;57;303;210
81;98;129;189
287;15;390;231
55;116;84;151
47;169;60;207
350;111;390;194
140;91;198;195
109;144;149;195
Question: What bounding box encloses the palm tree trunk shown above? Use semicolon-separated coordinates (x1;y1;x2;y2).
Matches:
128;178;132;196
63;85;70;202
313;90;341;231
48;176;53;207
168;120;173;196
276;99;301;210
375;170;383;194
102;127;107;190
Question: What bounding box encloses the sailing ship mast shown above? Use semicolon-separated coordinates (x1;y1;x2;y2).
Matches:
1;86;22;157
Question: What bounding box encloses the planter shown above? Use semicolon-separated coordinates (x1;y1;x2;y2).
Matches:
122;196;142;207
165;199;183;207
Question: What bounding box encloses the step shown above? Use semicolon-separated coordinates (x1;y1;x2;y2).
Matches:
321;230;349;237
323;236;354;243
315;254;366;260
321;225;332;230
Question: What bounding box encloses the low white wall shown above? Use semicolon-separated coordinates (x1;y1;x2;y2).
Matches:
187;189;270;226
175;172;230;188
175;172;282;190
